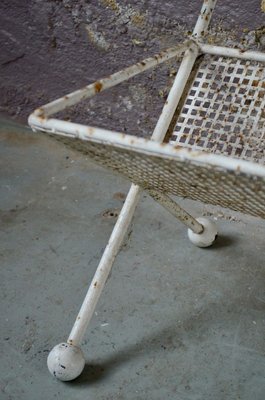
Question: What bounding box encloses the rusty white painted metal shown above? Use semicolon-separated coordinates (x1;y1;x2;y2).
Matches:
28;0;265;381
151;44;199;141
192;0;217;38
33;40;194;119
146;189;204;233
199;43;265;62
28;116;265;178
63;0;217;365
151;0;217;141
141;191;219;248
68;183;141;345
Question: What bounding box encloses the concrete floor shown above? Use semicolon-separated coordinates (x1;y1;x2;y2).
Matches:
1;118;265;399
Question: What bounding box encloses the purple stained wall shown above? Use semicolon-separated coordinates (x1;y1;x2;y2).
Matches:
0;0;264;136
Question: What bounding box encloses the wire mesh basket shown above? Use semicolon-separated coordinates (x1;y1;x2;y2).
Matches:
170;55;265;164
29;48;265;219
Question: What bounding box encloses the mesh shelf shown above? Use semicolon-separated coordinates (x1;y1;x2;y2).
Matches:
170;55;265;164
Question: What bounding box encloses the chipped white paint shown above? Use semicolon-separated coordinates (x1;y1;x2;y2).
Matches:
85;24;110;51
199;43;265;62
193;0;217;38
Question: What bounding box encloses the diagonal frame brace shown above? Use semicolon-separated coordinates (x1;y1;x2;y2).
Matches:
146;189;204;234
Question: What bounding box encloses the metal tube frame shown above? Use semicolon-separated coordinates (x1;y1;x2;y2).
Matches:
147;190;204;234
65;0;217;347
28;0;265;358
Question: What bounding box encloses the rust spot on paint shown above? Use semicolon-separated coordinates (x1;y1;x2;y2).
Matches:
35;108;47;120
94;81;103;93
38;114;47;122
36;107;44;116
174;145;183;150
64;95;69;100
87;127;94;135
94;281;98;287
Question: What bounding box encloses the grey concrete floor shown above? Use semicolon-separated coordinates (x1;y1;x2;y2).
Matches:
1;118;265;399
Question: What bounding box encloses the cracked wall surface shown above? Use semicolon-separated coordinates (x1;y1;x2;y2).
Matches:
0;0;264;136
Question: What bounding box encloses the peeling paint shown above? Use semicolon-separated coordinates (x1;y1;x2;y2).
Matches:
101;0;120;14
85;24;110;51
101;1;147;28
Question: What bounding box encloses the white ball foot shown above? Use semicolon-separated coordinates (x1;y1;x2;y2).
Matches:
47;343;85;381
188;217;217;248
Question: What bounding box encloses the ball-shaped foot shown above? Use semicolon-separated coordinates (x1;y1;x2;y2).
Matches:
47;342;85;381
188;217;217;248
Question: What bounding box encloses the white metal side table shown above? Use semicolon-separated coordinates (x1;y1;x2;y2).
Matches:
29;0;265;381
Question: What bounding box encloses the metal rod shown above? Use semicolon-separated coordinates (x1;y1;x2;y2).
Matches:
147;189;204;234
193;0;217;38
200;43;265;63
57;0;217;346
28;116;265;179
68;184;141;344
151;0;217;141
33;40;193;118
152;46;199;142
